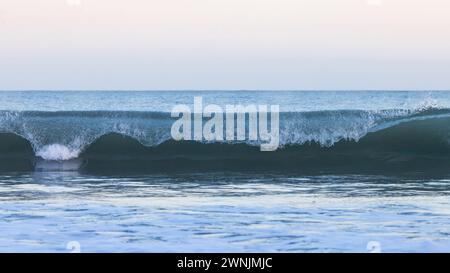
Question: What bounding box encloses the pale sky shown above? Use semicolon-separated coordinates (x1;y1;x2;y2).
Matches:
1;0;450;90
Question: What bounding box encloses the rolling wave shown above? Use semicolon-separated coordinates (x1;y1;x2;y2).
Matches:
0;108;449;172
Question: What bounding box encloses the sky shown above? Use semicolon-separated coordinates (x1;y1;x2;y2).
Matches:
0;0;450;90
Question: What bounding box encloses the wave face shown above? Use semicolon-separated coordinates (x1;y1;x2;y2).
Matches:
1;108;450;173
0;111;172;160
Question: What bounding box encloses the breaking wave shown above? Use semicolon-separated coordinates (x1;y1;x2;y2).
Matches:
0;106;450;173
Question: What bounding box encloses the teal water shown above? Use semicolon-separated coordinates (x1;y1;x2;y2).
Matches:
1;90;448;112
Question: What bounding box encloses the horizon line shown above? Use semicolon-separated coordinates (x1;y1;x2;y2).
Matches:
1;89;450;92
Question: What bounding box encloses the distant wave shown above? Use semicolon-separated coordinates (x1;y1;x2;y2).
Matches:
0;107;450;173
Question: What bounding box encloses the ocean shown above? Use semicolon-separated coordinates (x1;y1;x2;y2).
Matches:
1;91;450;252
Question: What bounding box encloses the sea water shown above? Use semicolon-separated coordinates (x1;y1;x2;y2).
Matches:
0;91;450;252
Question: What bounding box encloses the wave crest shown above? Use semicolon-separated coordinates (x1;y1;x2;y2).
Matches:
0;107;449;161
36;144;81;161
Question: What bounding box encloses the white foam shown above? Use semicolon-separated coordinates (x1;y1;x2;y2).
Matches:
36;144;80;161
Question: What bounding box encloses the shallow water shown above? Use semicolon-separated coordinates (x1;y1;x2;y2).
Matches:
1;172;450;252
